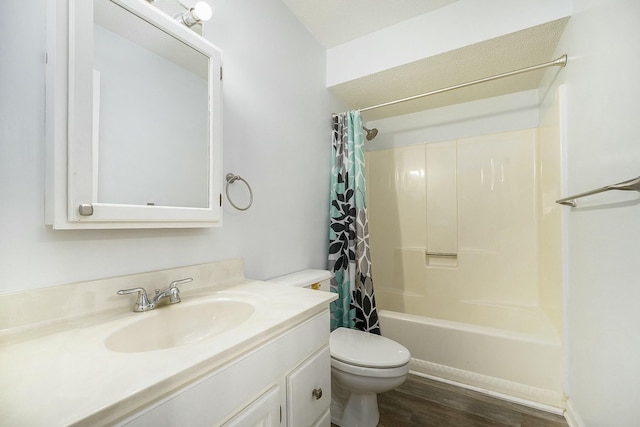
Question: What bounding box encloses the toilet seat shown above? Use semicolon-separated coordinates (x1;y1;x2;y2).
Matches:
330;327;410;368
331;357;409;378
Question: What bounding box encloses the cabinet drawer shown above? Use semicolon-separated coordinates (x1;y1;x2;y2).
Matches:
287;345;331;427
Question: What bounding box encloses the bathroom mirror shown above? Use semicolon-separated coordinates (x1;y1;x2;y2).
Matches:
46;0;223;229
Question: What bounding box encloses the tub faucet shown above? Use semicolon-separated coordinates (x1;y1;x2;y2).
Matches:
117;278;193;312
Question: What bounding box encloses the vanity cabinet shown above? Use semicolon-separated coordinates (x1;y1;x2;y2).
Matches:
223;386;281;427
119;311;331;427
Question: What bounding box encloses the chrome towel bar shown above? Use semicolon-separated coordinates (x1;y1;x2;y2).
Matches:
556;176;640;207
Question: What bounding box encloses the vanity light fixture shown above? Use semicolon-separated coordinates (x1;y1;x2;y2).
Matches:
175;2;213;27
144;0;213;28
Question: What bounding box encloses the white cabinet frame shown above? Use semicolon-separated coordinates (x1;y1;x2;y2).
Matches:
46;0;223;229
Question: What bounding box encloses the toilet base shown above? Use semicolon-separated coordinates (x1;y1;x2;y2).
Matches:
330;377;380;427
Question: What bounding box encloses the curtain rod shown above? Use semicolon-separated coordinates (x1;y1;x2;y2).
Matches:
359;54;568;113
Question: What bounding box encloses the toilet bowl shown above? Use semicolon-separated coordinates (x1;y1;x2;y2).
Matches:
267;270;411;427
330;327;410;427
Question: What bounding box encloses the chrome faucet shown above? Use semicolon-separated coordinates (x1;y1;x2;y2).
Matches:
117;278;193;312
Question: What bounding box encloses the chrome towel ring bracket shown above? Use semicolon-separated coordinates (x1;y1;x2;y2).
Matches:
225;173;253;211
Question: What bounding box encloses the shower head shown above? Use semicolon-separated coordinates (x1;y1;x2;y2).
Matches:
363;126;378;141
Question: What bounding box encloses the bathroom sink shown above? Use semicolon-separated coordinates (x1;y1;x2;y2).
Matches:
105;298;256;353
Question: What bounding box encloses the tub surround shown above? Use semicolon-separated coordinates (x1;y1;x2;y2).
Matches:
367;127;563;335
365;109;564;407
0;259;337;426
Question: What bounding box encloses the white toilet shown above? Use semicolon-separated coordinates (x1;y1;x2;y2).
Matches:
267;270;411;427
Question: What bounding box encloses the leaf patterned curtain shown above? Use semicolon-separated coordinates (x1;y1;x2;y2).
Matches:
328;111;380;335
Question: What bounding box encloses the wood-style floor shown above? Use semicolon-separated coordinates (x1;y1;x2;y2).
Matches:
334;374;568;427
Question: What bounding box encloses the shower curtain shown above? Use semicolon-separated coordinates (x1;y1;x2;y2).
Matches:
328;111;380;334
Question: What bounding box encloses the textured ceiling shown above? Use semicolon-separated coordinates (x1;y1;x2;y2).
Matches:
281;1;569;121
280;0;458;48
330;18;570;121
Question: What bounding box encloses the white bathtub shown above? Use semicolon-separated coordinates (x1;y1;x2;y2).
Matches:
379;309;565;409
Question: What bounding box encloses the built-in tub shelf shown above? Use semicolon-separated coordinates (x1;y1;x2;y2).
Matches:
425;252;457;257
556;176;640;207
425;251;458;268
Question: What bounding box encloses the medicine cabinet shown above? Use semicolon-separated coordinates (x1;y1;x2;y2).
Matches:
46;0;223;229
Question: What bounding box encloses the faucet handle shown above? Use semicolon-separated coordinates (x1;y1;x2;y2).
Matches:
117;287;154;312
169;277;193;289
166;277;193;304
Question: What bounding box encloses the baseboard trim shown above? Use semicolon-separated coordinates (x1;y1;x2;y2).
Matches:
564;399;585;427
409;358;565;415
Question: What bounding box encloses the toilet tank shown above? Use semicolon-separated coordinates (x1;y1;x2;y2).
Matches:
267;270;333;292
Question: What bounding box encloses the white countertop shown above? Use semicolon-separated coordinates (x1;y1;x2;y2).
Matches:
0;276;336;426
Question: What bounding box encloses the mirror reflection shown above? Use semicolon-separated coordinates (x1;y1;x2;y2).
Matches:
93;0;210;208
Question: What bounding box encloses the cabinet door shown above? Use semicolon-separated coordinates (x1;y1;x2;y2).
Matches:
47;0;223;229
287;346;331;427
311;409;331;427
223;386;281;427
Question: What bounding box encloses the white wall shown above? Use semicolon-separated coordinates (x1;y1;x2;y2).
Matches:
539;0;640;425
326;0;571;86
0;0;345;293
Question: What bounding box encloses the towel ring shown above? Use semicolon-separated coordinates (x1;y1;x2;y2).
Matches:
225;173;253;211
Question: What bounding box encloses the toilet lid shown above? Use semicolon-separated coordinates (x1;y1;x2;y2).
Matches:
330;327;410;368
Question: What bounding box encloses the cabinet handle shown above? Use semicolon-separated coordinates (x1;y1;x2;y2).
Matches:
312;388;323;400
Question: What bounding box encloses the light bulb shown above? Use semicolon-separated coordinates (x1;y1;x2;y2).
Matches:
175;1;213;27
192;2;212;22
